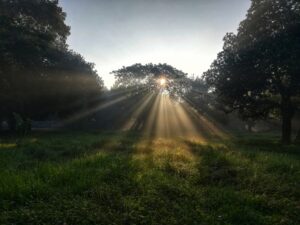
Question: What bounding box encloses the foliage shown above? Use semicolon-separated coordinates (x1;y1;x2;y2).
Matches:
204;0;300;144
0;0;104;125
111;63;191;98
0;131;299;225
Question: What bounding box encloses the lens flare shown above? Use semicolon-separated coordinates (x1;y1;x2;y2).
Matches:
159;78;166;86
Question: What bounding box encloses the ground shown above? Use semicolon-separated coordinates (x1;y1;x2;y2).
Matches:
0;131;299;225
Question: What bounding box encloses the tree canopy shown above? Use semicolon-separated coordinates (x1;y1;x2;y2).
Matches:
111;63;191;99
204;0;300;144
0;0;103;128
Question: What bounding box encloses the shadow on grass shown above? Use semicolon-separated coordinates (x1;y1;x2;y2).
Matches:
183;139;299;225
0;132;144;225
231;135;300;156
1;132;299;225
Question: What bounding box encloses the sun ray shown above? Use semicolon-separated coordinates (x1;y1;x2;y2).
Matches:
61;95;129;126
143;93;161;137
121;92;155;131
182;99;230;139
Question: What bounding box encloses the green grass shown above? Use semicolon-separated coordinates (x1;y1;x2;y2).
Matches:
0;131;299;225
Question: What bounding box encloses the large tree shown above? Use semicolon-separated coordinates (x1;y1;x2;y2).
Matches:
111;63;191;99
0;0;103;127
204;0;300;144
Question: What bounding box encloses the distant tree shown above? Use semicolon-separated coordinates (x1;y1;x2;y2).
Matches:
111;63;191;98
0;0;103;129
184;78;210;111
204;0;300;144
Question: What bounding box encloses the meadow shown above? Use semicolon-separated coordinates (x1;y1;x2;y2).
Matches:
0;132;299;225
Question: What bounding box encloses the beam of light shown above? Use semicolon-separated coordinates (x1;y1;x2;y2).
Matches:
182;97;230;139
139;94;206;141
143;93;161;137
162;95;171;138
61;95;128;126
84;92;232;172
109;85;150;97
60;86;152;127
154;94;165;137
85;90;228;142
172;98;206;141
121;92;155;131
52;84;147;115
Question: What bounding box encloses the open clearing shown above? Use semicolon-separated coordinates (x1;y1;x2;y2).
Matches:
0;132;299;225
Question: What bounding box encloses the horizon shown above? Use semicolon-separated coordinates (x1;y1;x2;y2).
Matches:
59;0;251;88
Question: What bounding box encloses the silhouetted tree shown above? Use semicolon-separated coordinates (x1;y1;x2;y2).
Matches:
111;63;191;99
184;78;210;112
204;0;300;144
0;0;103;129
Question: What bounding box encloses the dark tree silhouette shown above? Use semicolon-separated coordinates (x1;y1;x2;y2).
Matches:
111;63;191;99
204;0;300;144
0;0;103;129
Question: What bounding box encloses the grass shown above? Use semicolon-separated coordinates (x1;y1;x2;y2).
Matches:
0;131;299;225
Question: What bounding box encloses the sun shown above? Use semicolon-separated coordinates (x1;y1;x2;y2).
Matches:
159;78;166;86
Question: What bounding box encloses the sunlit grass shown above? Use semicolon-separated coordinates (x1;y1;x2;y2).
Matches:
0;132;299;225
0;143;17;149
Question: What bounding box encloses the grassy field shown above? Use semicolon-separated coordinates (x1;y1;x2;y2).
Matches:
0;131;299;225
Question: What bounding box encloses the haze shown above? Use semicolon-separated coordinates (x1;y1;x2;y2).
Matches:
60;0;251;88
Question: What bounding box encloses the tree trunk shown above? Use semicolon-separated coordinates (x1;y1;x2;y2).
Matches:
281;95;294;145
295;129;300;144
7;113;16;131
246;120;255;132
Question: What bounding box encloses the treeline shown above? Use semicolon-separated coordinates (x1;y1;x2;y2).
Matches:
1;0;299;144
0;0;103;131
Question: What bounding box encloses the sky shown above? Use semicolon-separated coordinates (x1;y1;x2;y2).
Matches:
59;0;251;88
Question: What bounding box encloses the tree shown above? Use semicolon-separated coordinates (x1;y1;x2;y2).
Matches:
111;63;191;99
184;78;211;112
0;0;103;128
204;0;300;144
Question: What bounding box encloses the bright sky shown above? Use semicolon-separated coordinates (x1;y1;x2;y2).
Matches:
59;0;251;88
